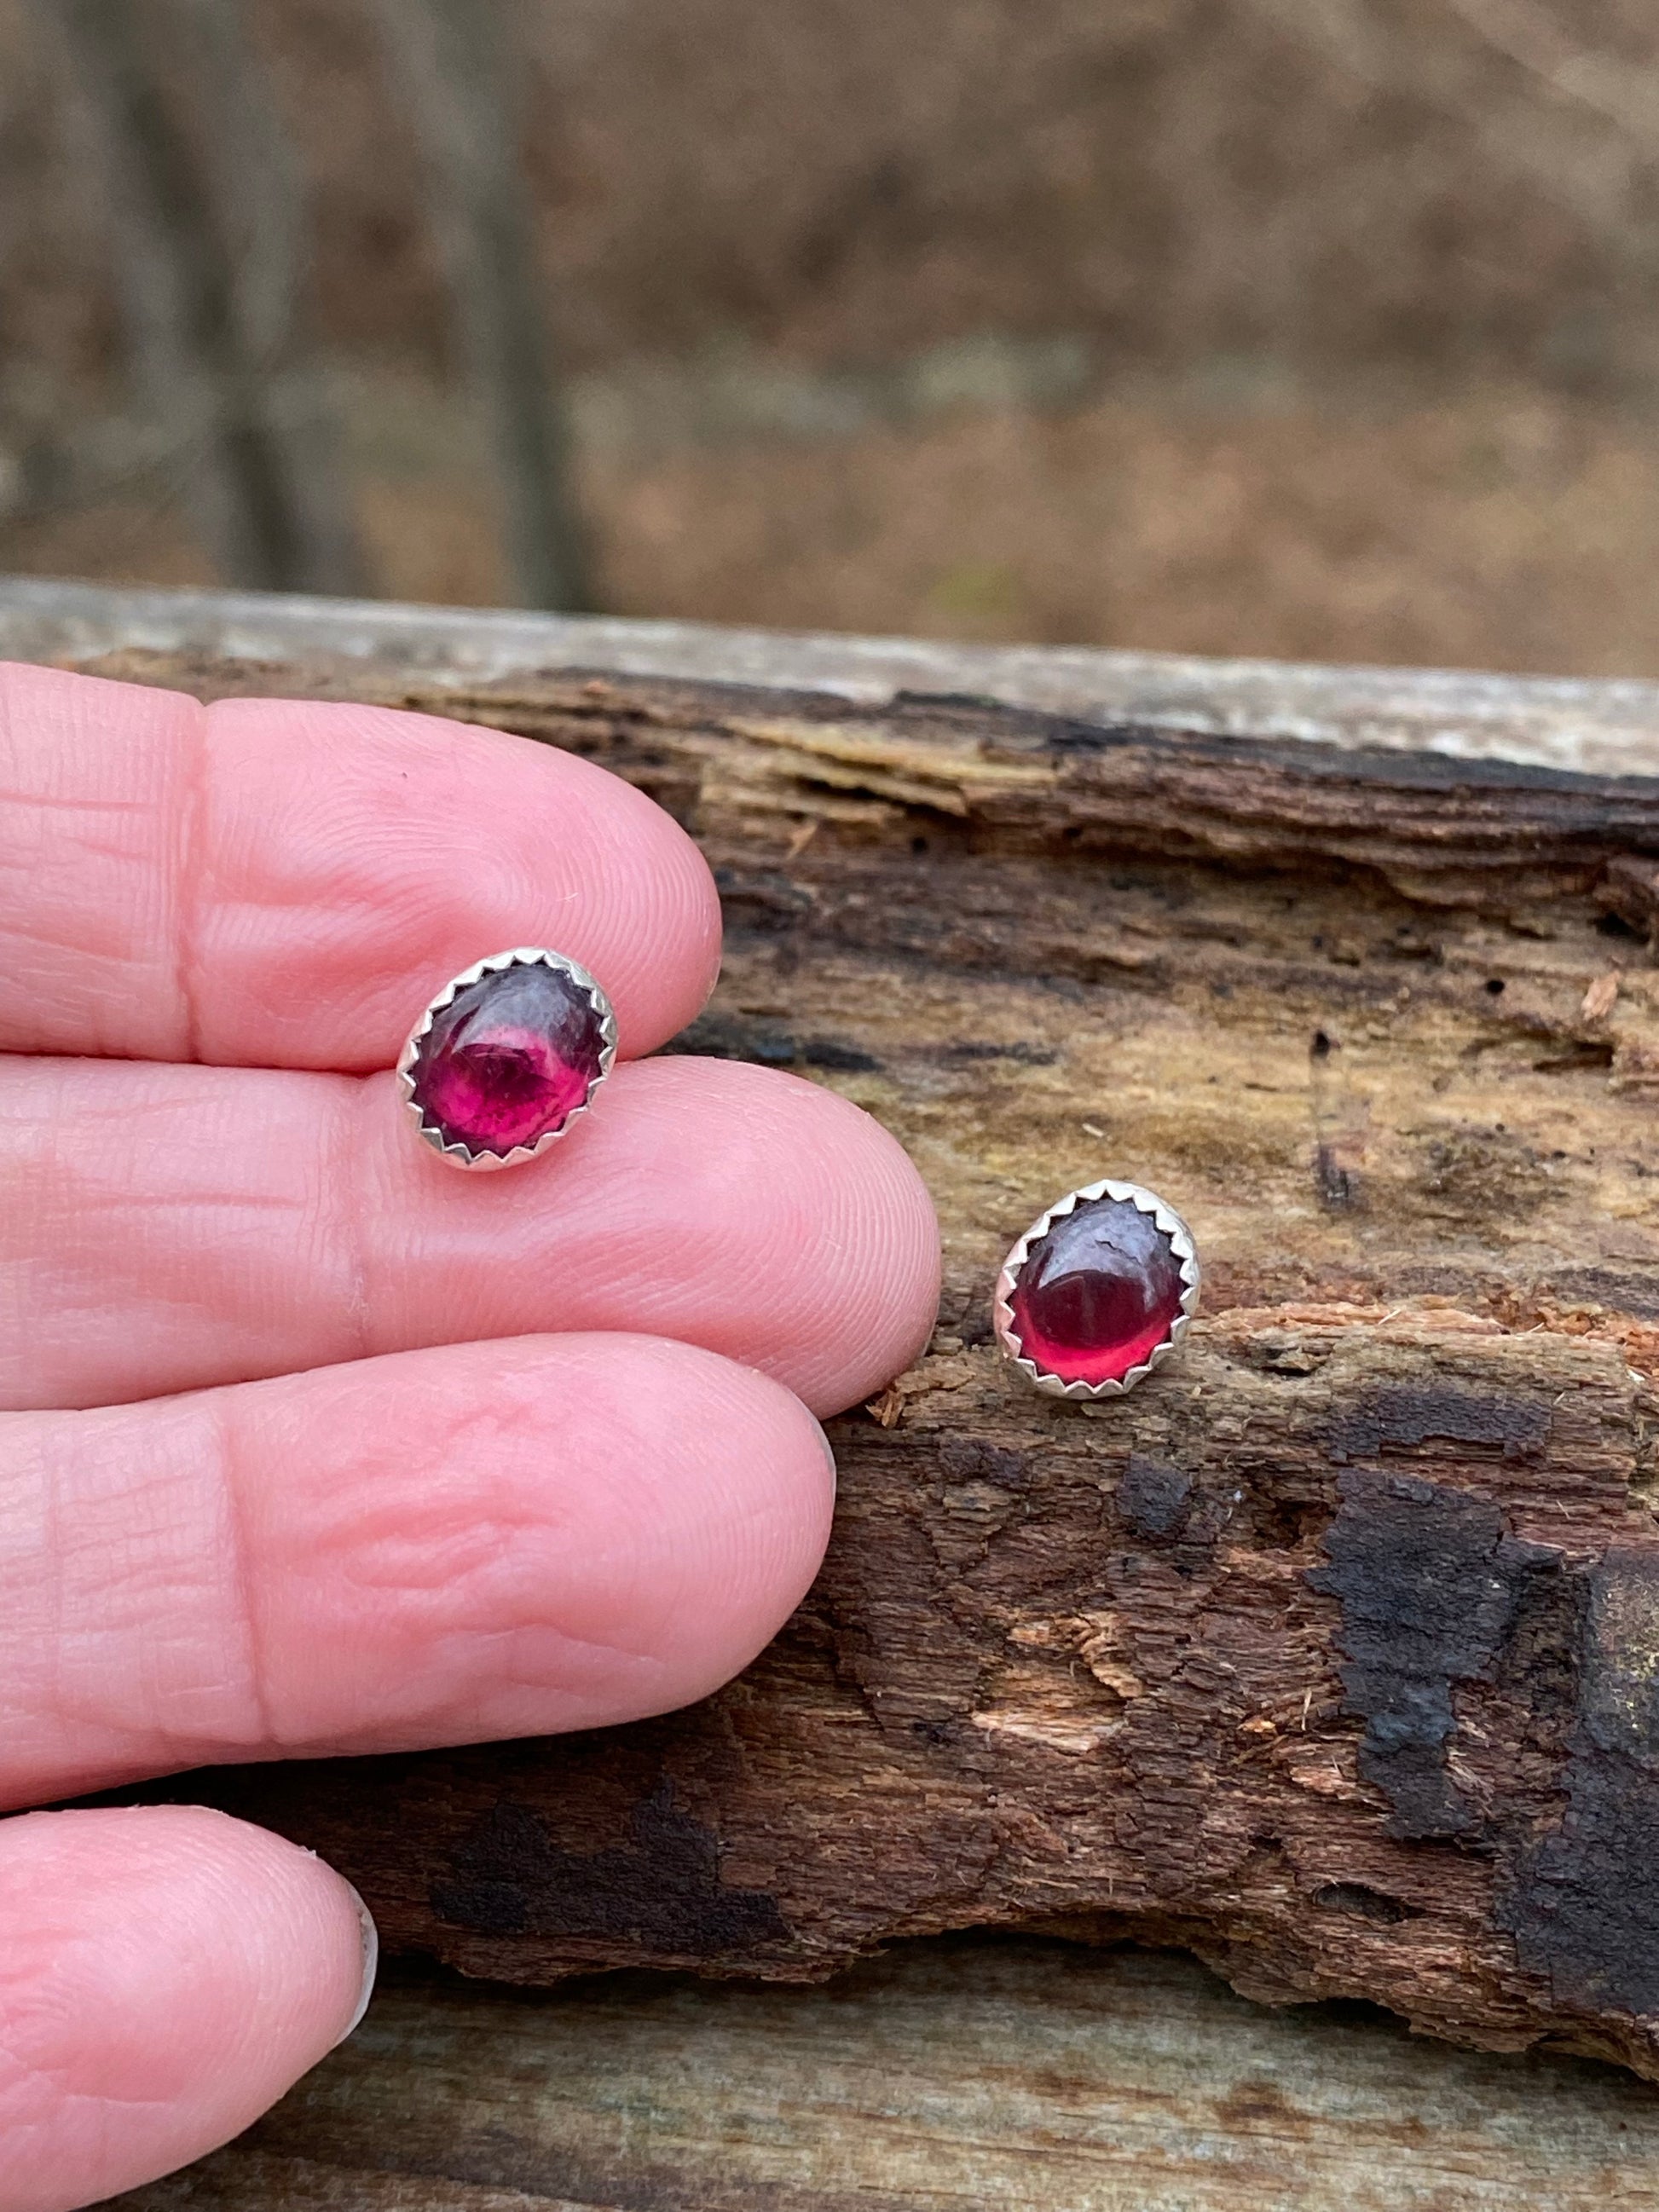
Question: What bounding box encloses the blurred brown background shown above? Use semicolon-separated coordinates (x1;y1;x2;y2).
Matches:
3;0;1658;672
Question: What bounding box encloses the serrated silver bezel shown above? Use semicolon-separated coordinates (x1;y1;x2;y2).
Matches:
994;1178;1200;1400
396;947;618;1170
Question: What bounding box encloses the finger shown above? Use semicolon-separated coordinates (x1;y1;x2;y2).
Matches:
0;1333;835;1808
0;1805;371;2212
1;1054;940;1418
0;663;720;1066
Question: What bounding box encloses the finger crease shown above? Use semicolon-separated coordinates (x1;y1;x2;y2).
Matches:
171;703;212;1066
207;1392;278;1754
336;1081;377;1364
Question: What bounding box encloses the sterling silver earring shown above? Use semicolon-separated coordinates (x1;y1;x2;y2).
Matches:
995;1179;1199;1399
398;948;617;1170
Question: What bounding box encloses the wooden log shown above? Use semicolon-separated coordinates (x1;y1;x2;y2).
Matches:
110;1940;1659;2211
13;593;1659;2081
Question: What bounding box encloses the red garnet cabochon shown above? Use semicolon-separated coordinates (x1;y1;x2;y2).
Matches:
410;960;607;1157
1009;1193;1188;1386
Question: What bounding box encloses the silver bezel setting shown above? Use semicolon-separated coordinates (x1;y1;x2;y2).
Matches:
396;947;618;1170
994;1178;1200;1401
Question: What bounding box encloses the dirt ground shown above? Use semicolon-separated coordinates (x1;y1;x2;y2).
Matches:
9;367;1659;679
584;379;1659;675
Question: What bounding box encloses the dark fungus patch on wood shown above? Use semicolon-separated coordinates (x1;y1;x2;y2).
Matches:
1313;1474;1659;2041
431;1782;791;1956
935;1040;1061;1066
1309;1472;1562;1840
1117;1456;1195;1542
938;1436;1032;1490
1501;1551;1659;2026
662;1012;882;1072
1327;1386;1553;1464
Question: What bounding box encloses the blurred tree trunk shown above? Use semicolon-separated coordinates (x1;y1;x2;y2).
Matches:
369;0;593;612
34;0;366;594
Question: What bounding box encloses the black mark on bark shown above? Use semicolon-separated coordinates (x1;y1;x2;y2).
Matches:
1117;1456;1194;1541
1328;1387;1552;1464
432;1781;790;1955
1310;1471;1558;1839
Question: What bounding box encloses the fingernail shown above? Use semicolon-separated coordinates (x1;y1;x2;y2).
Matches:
814;1416;838;1498
336;1880;379;2045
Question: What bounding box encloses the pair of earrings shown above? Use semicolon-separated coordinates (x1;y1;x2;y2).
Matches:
395;948;1199;1405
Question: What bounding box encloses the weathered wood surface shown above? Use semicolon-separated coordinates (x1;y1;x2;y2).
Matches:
9;571;1659;775
114;1938;1659;2212
8;580;1659;2087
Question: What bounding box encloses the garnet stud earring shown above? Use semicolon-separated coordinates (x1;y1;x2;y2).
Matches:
398;948;617;1169
995;1180;1199;1398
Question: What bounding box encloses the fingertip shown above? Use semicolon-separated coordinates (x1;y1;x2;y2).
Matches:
611;1060;941;1416
199;696;723;1065
0;1805;370;2210
0;671;725;1066
799;1078;943;1415
496;1333;839;1712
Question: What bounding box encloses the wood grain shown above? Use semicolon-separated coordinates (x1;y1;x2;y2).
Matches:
115;1939;1659;2212
15;600;1659;2082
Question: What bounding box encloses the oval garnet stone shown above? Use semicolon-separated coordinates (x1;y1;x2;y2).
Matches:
411;961;606;1157
1009;1193;1187;1386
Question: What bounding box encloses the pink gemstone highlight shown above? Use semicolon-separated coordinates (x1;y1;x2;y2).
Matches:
1009;1193;1187;1386
411;961;606;1157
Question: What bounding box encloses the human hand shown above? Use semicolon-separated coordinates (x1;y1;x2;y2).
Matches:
0;665;940;2211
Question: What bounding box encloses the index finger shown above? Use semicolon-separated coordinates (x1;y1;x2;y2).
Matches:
0;663;721;1067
